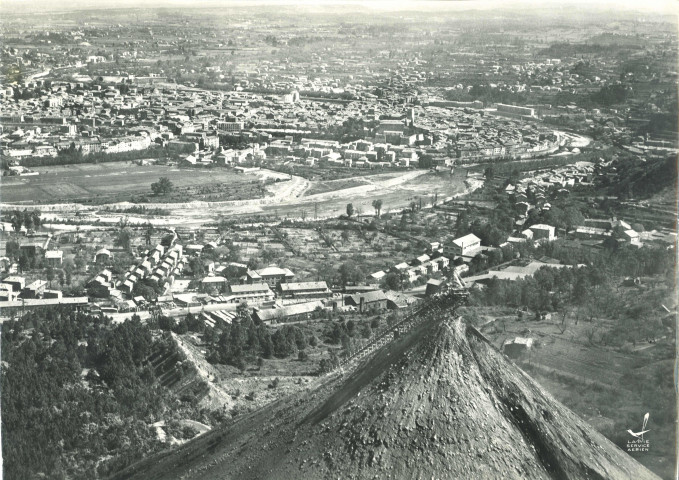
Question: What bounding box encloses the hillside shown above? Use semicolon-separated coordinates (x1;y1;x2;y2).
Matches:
1;310;214;479
112;313;659;480
608;154;677;199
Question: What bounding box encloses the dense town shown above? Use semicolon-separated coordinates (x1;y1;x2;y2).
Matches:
0;3;677;480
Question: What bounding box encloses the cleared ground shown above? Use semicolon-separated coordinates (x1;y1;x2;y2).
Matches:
303;177;371;196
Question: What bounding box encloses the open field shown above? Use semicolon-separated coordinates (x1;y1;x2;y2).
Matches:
523;361;675;480
3;168;471;226
481;314;637;390
0;163;271;204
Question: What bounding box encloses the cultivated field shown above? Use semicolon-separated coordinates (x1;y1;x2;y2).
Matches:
480;314;634;390
1;163;270;204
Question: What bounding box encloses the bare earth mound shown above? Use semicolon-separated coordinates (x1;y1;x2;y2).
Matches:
113;316;659;480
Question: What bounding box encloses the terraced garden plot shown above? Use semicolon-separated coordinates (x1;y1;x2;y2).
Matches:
278;228;330;256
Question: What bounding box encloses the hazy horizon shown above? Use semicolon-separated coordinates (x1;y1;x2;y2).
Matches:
1;0;677;16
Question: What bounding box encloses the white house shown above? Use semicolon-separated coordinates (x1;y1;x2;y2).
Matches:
529;224;556;241
449;233;482;256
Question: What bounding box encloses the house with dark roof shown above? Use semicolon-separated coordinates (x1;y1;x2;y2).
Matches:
2;276;25;292
425;278;443;297
21;280;47;299
95;248;112;265
503;337;534;359
44;250;63;267
345;290;388;313
201;275;227;293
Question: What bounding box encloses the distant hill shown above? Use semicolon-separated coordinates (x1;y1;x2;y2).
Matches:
113;313;659;480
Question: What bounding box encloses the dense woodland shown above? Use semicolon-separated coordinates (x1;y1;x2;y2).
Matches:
1;308;214;479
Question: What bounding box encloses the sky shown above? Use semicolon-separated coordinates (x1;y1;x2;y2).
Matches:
0;0;677;15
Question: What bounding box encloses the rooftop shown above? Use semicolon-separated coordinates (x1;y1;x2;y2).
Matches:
349;290;388;304
229;283;272;294
279;281;329;292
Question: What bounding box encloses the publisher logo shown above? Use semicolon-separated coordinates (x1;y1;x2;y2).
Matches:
626;412;650;453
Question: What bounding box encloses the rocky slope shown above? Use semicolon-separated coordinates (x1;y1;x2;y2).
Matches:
113;314;660;480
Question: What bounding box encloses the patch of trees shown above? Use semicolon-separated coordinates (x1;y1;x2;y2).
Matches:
1;308;208;479
4;239;21;260
591;84;629;106
468;155;584;177
151;176;174;196
114;218;135;251
523;201;585;232
155;312;203;335
371;199;383;217
337;260;366;286
322;317;380;364
5;209;41;233
4;239;46;272
263;34;280;46
444;84;527;106
101;205;170;216
418;154;435;169
539;42;615;57
455;196;516;247
317;350;341;374
641;113;679;137
316;117;372;143
206;308;308;369
300;90;358;101
132;278;164;301
381;271;408;291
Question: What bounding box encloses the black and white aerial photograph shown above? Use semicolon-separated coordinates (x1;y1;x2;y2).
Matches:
0;0;677;478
